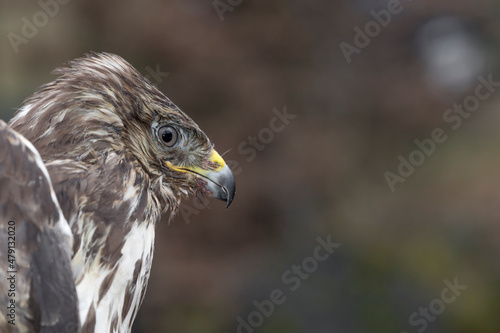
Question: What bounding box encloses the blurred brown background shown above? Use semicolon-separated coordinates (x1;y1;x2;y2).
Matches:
2;0;500;332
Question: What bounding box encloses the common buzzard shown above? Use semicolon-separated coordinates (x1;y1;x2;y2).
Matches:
0;53;235;332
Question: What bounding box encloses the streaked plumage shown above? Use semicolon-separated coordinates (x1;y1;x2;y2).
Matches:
0;53;235;332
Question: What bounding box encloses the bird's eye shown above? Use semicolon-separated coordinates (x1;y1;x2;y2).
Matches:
158;126;178;147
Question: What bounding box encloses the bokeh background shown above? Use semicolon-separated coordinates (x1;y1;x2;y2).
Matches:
1;1;500;332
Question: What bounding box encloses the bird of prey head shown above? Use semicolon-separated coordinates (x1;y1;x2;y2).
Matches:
1;53;235;332
12;52;235;213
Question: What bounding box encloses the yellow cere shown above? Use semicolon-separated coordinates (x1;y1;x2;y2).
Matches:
165;150;226;176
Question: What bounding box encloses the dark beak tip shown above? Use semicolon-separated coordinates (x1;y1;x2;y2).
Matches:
224;194;234;209
202;163;235;209
224;184;235;209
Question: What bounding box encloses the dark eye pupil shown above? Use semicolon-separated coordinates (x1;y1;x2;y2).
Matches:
158;126;178;147
162;130;173;143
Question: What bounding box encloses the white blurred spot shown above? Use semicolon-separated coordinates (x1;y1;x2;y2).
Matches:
416;16;486;95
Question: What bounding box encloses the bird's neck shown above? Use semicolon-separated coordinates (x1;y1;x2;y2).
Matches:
45;152;163;332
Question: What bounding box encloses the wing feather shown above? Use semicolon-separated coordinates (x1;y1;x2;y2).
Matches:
0;120;79;332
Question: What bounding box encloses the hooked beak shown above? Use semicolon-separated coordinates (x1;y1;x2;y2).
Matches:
166;150;235;208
